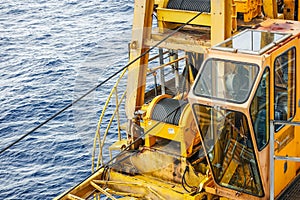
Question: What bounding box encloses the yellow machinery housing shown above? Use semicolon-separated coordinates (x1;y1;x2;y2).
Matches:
141;94;201;157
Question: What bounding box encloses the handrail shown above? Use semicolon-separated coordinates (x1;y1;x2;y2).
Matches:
269;120;300;200
270;120;275;200
96;91;126;169
91;52;186;172
91;53;188;172
147;55;187;73
91;68;128;172
148;50;169;62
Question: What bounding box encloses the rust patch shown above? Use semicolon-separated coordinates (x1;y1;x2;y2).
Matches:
260;22;292;32
257;19;300;35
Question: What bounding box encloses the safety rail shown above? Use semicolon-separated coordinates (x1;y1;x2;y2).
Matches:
147;55;187;73
91;50;180;173
269;120;300;200
91;68;128;173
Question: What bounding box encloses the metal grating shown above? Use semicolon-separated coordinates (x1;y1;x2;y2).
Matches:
167;0;211;13
277;173;300;200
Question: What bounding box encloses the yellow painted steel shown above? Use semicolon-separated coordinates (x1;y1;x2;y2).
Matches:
154;0;168;8
262;0;278;18
91;68;127;172
267;36;300;197
189;24;300;199
210;0;234;45
283;0;296;20
125;0;154;119
235;0;262;22
156;2;236;44
56;162;211;199
108;139;127;159
148;55;187;73
142;95;200;157
156;8;212;31
66;194;85;200
55;169;105;200
145;30;210;54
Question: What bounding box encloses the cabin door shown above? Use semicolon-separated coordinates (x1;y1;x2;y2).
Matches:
271;39;297;196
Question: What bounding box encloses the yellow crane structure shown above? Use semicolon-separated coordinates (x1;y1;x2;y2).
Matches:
57;0;300;199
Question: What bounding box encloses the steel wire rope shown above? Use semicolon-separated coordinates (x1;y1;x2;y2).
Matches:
0;11;203;155
106;103;186;168
0;55;127;155
0;12;202;156
57;11;203;198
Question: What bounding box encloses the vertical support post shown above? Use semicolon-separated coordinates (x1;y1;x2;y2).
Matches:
210;0;232;45
115;88;121;141
125;0;154;119
270;120;275;200
125;0;154;148
171;50;180;94
159;48;166;94
263;0;278;18
153;71;158;96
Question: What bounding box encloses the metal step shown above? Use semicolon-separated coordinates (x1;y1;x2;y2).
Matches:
277;172;300;200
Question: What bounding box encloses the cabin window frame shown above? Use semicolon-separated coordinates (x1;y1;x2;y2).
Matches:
273;47;296;131
192;104;265;197
193;58;259;104
250;67;270;151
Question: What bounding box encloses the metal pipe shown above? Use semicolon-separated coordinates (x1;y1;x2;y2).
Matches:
159;48;166;94
274;120;300;126
115;88;121;141
148;56;187;72
172;50;180;94
275;156;300;162
97;91;126;169
270;120;275;200
148;50;169;62
92;68;128;171
153;71;158;96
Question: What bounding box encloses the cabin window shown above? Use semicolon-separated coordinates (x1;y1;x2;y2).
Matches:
193;104;264;196
194;59;259;103
250;68;270;151
274;47;296;130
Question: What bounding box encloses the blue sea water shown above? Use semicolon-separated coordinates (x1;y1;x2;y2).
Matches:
0;0;133;199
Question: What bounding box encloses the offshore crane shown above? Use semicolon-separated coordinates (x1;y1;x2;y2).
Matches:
57;0;300;199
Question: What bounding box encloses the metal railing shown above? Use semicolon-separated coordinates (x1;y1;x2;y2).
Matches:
90;50;188;173
269;120;300;199
91;68;128;172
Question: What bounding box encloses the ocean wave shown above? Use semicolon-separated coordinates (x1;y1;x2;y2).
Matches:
0;0;133;199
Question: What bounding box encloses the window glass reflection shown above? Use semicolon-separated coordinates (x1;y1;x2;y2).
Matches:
194;59;258;103
250;68;270;150
193;104;264;196
215;30;291;54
